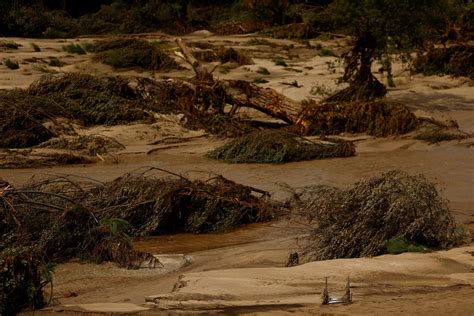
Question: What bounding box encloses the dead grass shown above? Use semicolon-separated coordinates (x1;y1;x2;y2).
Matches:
292;170;461;262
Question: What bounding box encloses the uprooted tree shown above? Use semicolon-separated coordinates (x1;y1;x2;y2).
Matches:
328;0;462;101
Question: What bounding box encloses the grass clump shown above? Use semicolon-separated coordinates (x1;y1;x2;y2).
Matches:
30;42;41;52
63;43;86;55
48;57;63;67
256;67;271;75
253;78;269;84
4;59;19;70
318;47;336;57
207;130;355;164
94;38;178;71
274;58;288;67
293;170;460;262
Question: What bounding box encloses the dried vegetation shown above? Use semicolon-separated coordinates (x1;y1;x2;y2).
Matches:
299;100;418;137
291;170;461;263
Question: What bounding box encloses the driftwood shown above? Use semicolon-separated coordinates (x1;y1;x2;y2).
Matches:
176;38;305;127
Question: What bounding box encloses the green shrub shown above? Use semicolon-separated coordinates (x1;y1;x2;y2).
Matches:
385;237;429;254
274;58;287;66
256;67;270;75
253;78;269;84
318;47;335;57
48;57;64;67
4;59;19;70
81;42;96;53
63;43;86;55
30;42;41;52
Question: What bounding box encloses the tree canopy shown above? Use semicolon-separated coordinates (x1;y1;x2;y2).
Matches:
328;0;463;101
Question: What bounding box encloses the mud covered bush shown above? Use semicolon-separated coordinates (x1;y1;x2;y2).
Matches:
94;38;179;70
300;100;418;137
413;44;474;79
208;130;355;163
293;170;460;262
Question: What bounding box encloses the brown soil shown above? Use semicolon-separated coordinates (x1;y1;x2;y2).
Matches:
2;33;473;315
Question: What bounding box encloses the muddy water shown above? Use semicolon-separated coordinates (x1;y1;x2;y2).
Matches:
133;221;301;254
1;142;472;221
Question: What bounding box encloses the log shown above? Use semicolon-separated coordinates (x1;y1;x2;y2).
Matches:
175;38;308;127
225;80;309;127
176;38;213;82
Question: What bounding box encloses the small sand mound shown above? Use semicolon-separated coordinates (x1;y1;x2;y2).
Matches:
293;170;459;262
207;130;355;163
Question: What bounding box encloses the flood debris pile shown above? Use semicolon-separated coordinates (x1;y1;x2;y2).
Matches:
1;177;157;268
84;170;273;234
413;44;474;79
1;169;272;313
300;100;418;137
293;170;459;262
93;38;179;71
207;130;355;163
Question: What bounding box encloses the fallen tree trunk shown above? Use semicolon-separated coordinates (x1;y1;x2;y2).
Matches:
176;38;306;127
225;80;302;124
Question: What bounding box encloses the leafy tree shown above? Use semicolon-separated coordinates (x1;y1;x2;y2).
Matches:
328;0;461;101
